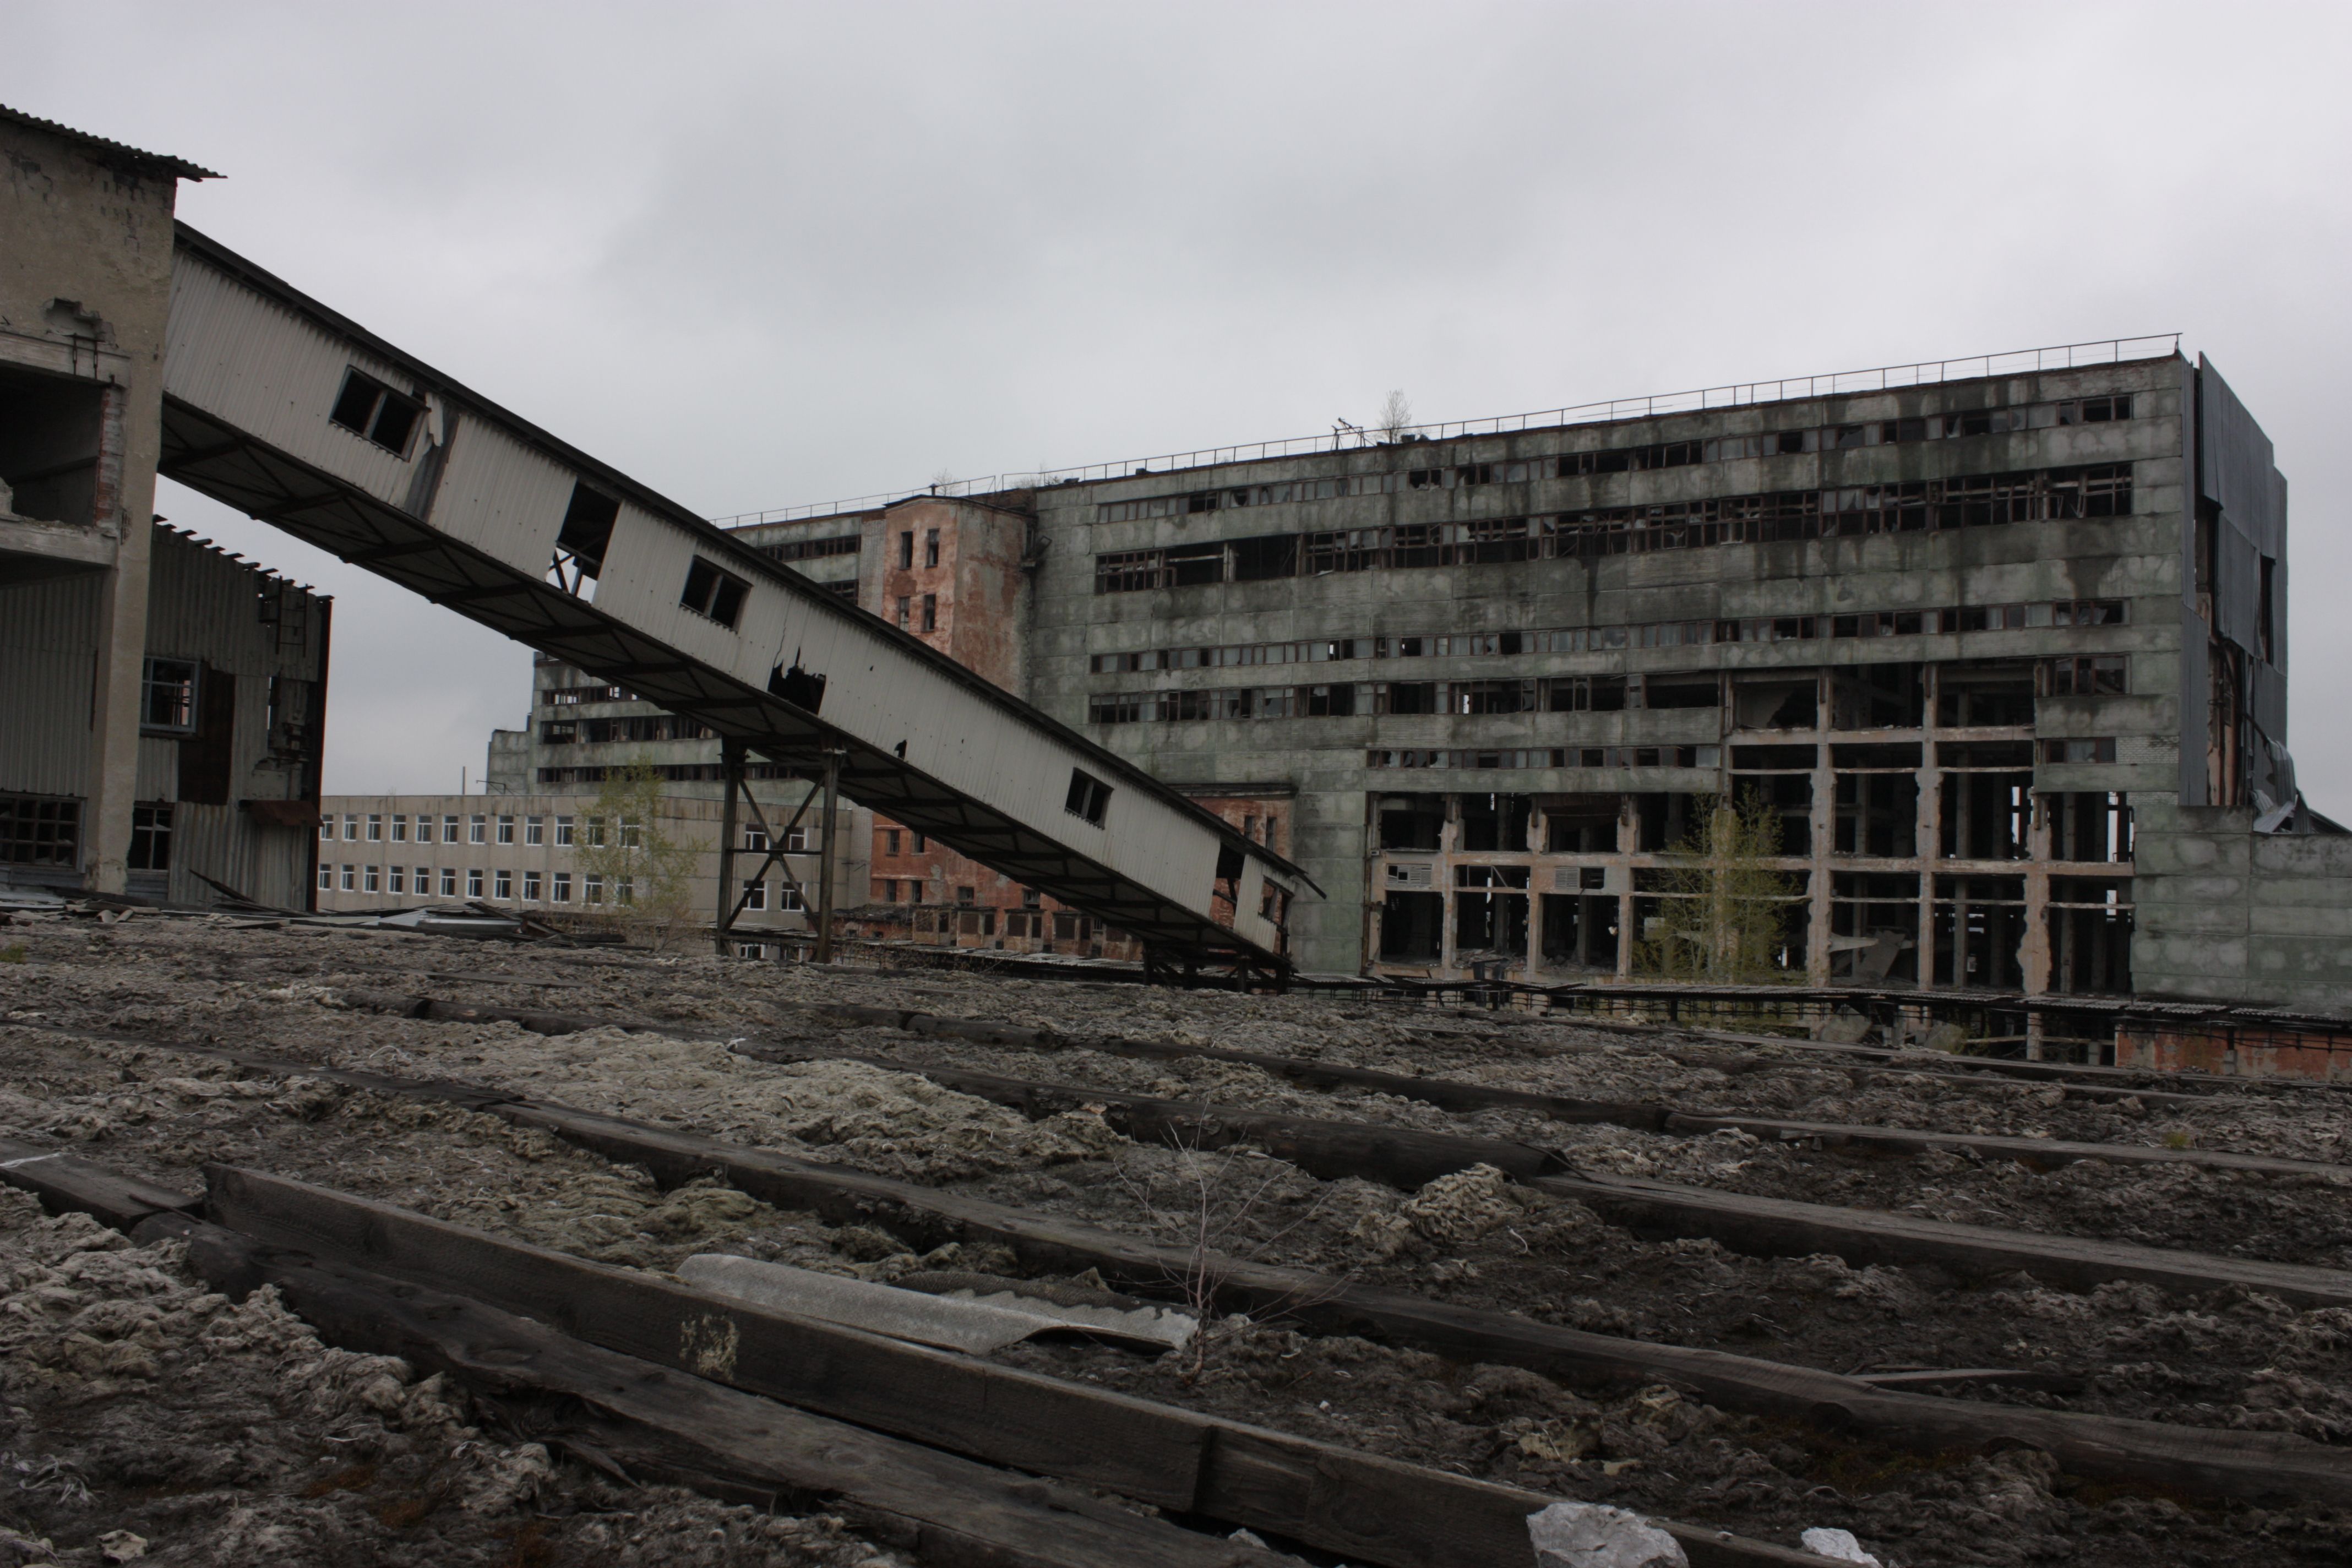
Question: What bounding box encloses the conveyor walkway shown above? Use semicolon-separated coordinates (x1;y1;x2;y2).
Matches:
156;225;1306;968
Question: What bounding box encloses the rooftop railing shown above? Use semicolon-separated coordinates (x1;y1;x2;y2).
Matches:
710;334;2181;530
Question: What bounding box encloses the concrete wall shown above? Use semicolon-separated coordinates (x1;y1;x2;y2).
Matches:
2133;797;2352;1011
0;114;192;892
1027;360;2187;977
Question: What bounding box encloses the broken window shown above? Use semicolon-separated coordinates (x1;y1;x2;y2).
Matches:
1831;664;1923;729
1304;683;1358;717
2048;876;2133;994
140;657;198;735
1378;795;1445;852
1830;872;1919;983
898;532;913;568
1931;875;2027;989
1451;679;1534;716
1542;796;1619;853
1732;677;1816;731
1937;766;2030;861
924;529;940;568
1544;675;1627;713
127;805;171;872
921;593;938;631
680;557;749;628
1641;677;1718;710
2043;656;2127;696
1539;890;1619;970
1379;682;1437;715
2049;792;2132;863
1833;747;1920;857
1087;694;1142;724
1164;541;1227;587
1937;662;2036;727
1453;865;1530;956
1065;769;1112;825
328;368;425;456
1379;890;1443;961
1458;794;1531;852
2044;738;2117;764
1229;535;1298;581
550;483;619;594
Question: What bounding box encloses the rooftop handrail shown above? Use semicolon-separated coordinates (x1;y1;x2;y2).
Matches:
711;334;2181;529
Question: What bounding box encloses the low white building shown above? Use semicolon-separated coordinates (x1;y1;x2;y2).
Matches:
313;792;869;943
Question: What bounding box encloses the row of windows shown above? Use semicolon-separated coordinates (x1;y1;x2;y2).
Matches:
1092;398;2138;522
1090;658;2124;726
1358;739;2121;773
1094;466;2133;592
540;715;716;745
1088;599;2128;674
318;863;680;905
760;534;860;562
1369;746;1724;771
535;763;800;783
321;811;645;848
545;683;633;706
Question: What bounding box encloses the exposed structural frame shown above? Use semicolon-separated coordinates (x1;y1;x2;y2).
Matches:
153;225;1312;968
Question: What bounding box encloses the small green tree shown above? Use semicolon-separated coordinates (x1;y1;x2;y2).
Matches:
574;758;699;949
1636;791;1801;983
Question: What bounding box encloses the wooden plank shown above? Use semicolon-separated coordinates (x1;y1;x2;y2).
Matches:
0;1135;201;1228
486;1098;2352;1510
137;1214;1280;1568
1665;1113;2352;1177
202;1165;1821;1568
1533;1170;2352;1309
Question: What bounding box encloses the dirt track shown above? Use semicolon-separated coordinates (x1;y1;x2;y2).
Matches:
6;913;2352;1566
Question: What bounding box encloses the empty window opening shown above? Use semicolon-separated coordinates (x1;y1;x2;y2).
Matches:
1938;662;2037;727
551;483;619;593
1380;890;1443;962
1932;875;2026;989
1635;793;1700;853
1458;794;1531;853
3;794;83;870
2049;792;2133;863
923;529;940;568
1831;663;1924;729
2048;877;2133;994
2043;656;2127;697
127;805;172;871
1065;769;1112;825
1378;795;1445;852
1542;796;1619;854
1539;891;1620;971
1939;770;2031;861
1732;678;1817;731
328;368;425;456
920;593;938;632
1834;769;1919;857
680;556;749;627
1830;872;1919;984
898;531;914;569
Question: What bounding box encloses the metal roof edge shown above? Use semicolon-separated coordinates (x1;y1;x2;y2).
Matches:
1;104;220;180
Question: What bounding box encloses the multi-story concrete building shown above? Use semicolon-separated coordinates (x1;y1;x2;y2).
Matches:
1;108;328;910
487;341;2351;1011
313;791;867;941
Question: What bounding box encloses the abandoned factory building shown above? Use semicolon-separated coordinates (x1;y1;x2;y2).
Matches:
507;343;2344;1012
1;107;329;912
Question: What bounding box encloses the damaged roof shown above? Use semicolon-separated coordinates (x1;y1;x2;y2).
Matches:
0;103;221;181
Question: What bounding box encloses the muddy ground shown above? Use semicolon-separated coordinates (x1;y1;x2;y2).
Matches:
4;913;2352;1566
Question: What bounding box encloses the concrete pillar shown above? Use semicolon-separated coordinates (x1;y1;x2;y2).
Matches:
83;384;156;896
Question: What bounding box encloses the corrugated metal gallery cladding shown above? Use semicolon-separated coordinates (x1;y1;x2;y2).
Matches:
164;261;421;511
0;573;100;797
160;233;1301;956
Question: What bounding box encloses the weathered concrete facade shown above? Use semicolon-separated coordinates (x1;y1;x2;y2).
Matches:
728;349;2341;1015
0;106;220;895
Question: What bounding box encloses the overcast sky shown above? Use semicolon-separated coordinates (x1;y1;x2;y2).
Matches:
11;3;2350;802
